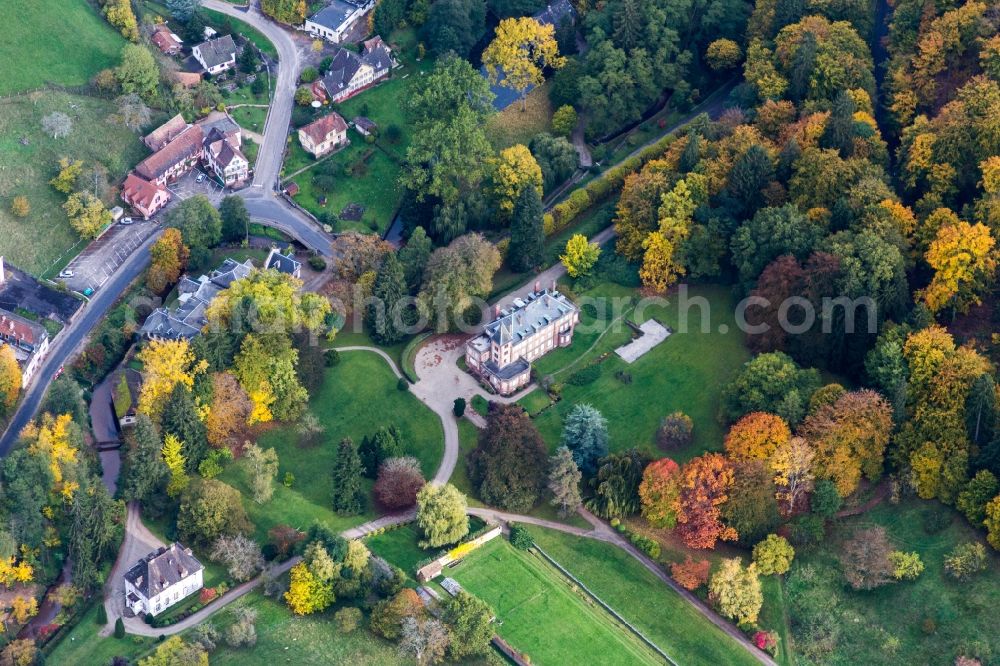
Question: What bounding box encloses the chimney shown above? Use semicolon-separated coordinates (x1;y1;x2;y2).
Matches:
494;305;500;319
551;280;556;292
534;280;540;293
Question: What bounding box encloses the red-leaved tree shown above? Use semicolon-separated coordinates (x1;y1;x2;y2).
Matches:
675;453;738;549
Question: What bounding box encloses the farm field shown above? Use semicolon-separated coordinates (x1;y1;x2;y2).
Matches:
0;92;151;274
218;350;444;542
786;498;1000;665
0;0;125;95
521;279;749;462
526;526;760;666
447;537;663;665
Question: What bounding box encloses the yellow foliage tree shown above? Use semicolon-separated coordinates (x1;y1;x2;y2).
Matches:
0;556;33;587
771;436;815;513
10;596;38;624
49;158;83;194
490;144;543;215
482;17;565;111
104;0;139;42
284;561;334;615
639;232;681;292
162;433;189;498
10;196;30;218
26;413;80;500
62;191;111;239
0;345;21;412
560;234;601;278
921;220;997;314
136;339;205;423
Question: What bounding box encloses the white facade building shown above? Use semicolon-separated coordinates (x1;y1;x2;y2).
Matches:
124;543;204;617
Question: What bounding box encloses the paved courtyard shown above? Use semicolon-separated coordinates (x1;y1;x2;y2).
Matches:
615;320;671;363
61;220;159;294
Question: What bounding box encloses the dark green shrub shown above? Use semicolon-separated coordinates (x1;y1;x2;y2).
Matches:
115;617;125;638
567;364;601;386
509;523;533;550
308;255;327;271
325;349;341;366
97;603;108;625
453;398;466;417
397;377;409;391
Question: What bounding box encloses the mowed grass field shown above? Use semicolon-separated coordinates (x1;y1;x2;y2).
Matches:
0;92;151;274
787;498;1000;665
0;0;125;94
219;351;444;542
526;526;761;666
521;281;749;462
448;537;663;665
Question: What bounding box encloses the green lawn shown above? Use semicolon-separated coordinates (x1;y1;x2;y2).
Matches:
786;498;1000;665
46;602;156;665
229;105;269;135
526;526;760;666
486;81;554;151
208;593;413;665
365;522;429;582
448;538;663;665
202;8;279;59
521;281;749;462
0;0;126;94
281;41;433;234
218;351;444;542
0;92;152;274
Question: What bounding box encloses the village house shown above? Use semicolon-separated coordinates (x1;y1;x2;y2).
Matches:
465;284;579;395
143;113;188;151
0;308;49;387
203;127;250;186
134;124;205;187
121;173;171;220
317;36;395;103
124;543;203;617
192;34;237;75
304;0;373;43
150;24;183;55
298;112;348;157
264;248;301;278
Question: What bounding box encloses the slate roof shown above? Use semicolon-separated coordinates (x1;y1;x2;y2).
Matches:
353;116;377;132
299;112;347;145
534;0;576;26
321;41;393;96
308;0;364;30
140;258;254;340
483;289;576;345
265;248;301;275
196;113;241;142
195;34;237;70
135;125;204;181
361;35;395;72
124;543;203;598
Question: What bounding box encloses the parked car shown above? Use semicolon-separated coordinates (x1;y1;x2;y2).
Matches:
58;269;74;278
196;173;206;183
120;217;134;225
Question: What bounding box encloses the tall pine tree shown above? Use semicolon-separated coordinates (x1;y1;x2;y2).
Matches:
368;253;410;345
399;226;432;293
507;185;545;272
331;438;365;515
162;384;208;473
120;415;169;504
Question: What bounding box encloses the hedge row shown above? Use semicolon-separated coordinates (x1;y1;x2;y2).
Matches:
543;127;687;237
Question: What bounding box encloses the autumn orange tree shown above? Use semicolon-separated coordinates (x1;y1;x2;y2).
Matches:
920;219;997;315
798;389;892;498
638;458;681;528
147;228;189;294
674;453;738;549
724;412;791;462
205;372;252;448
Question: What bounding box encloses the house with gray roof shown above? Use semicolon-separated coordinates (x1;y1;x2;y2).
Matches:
124;543;203;617
139;258;255;340
193;34;237;75
465;283;578;395
305;0;374;43
264;248;301;278
318;36;396;103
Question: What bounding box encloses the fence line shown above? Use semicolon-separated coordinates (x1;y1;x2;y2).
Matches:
532;543;678;666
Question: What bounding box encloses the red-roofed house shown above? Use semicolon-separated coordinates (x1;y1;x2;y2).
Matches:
122;173;171;219
0;308;50;386
151;24;183;55
143;114;189;151
297;113;348;157
135;125;204;186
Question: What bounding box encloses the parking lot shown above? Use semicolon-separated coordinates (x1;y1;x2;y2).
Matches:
59;170;226;295
61;220;159;294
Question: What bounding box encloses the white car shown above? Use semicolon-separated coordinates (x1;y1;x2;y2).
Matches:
58;269;74;278
120;217;134;225
196;173;206;183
